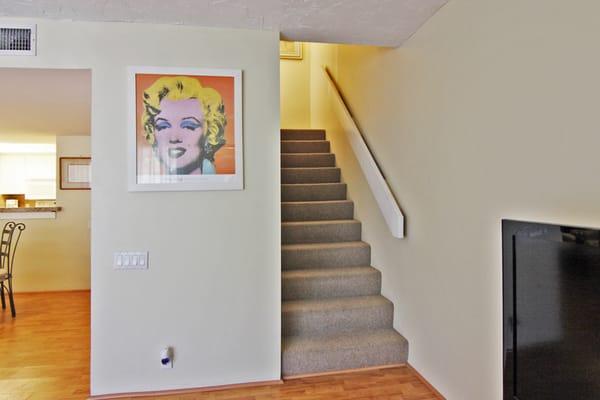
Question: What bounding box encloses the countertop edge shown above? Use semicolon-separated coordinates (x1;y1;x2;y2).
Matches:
0;207;63;213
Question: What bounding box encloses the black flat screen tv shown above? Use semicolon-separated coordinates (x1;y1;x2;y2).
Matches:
503;220;600;399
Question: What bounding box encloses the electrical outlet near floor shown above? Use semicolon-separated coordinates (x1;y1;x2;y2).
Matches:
161;347;173;369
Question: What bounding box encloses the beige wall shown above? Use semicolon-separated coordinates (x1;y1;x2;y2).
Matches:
5;135;91;292
0;18;281;396
280;43;311;128
307;0;600;398
309;43;338;130
279;42;338;130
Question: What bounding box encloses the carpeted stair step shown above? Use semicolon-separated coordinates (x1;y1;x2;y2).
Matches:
282;295;393;336
281;129;326;141
282;241;370;270
282;220;361;244
281;167;341;184
282;329;409;377
281;140;330;154
282;266;381;300
282;183;346;202
281;200;354;222
279;127;409;378
281;153;335;168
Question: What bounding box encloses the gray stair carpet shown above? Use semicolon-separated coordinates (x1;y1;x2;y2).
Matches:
280;128;408;377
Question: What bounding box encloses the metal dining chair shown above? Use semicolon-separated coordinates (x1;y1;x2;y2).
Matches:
0;221;26;318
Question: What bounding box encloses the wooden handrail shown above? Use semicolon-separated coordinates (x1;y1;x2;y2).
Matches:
322;66;405;238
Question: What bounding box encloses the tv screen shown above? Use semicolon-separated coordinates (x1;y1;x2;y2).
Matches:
503;220;600;399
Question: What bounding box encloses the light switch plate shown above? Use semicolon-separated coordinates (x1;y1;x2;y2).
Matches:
114;251;148;270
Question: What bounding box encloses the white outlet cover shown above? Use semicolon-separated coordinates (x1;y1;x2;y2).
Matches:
161;347;173;369
113;251;148;270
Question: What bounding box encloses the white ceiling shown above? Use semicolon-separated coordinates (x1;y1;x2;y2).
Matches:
0;68;91;137
0;0;448;47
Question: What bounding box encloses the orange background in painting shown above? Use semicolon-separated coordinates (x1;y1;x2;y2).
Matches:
135;73;236;174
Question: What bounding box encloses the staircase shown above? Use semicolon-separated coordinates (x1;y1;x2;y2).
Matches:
280;128;409;377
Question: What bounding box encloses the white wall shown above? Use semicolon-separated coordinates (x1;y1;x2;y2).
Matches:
0;18;281;396
307;0;600;398
55;135;91;289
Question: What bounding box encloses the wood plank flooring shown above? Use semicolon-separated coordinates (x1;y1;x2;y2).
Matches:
0;292;442;400
0;291;90;400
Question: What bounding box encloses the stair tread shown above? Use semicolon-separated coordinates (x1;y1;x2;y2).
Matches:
282;182;347;202
281;129;325;132
283;295;391;313
281;152;333;156
281;153;335;168
281;182;345;186
282;201;355;222
282;328;408;377
283;328;407;352
281;167;340;170
281;140;329;143
281;130;326;141
283;266;378;280
282;241;369;251
282;266;381;301
281;167;341;184
281;140;330;153
281;200;353;205
281;219;359;227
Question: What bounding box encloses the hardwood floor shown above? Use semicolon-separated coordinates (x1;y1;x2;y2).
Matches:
114;368;444;400
0;292;442;400
0;291;90;400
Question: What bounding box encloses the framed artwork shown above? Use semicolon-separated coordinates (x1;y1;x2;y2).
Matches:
59;157;91;190
128;67;243;191
280;41;303;60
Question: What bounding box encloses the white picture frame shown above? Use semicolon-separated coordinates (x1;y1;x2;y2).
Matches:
127;66;243;192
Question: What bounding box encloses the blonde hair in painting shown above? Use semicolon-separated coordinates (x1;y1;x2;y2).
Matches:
141;76;227;161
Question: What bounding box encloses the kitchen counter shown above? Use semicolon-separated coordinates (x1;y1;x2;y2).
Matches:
0;207;62;219
0;207;62;213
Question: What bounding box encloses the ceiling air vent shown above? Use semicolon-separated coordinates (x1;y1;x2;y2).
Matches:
0;24;36;56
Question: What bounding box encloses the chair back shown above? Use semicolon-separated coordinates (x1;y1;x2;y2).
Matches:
0;221;25;276
0;221;14;271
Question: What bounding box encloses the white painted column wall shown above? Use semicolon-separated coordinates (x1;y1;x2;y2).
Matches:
0;18;281;395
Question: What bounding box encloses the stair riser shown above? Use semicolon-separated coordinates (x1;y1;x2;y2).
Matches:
281;168;341;184
282;184;346;202
281;153;335;168
282;202;354;221
282;245;370;270
283;271;381;300
282;222;361;244
282;336;408;377
281;130;326;141
281;141;330;153
282;302;393;336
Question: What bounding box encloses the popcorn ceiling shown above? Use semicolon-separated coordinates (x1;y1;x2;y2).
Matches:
0;0;448;47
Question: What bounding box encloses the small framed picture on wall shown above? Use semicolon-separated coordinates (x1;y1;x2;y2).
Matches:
60;157;91;190
280;41;303;60
127;66;243;192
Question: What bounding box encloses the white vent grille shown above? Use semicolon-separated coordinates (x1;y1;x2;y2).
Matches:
0;25;36;56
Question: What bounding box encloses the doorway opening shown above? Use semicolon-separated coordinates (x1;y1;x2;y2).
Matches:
0;67;92;398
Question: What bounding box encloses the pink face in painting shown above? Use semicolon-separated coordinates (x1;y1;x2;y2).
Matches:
154;98;205;174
